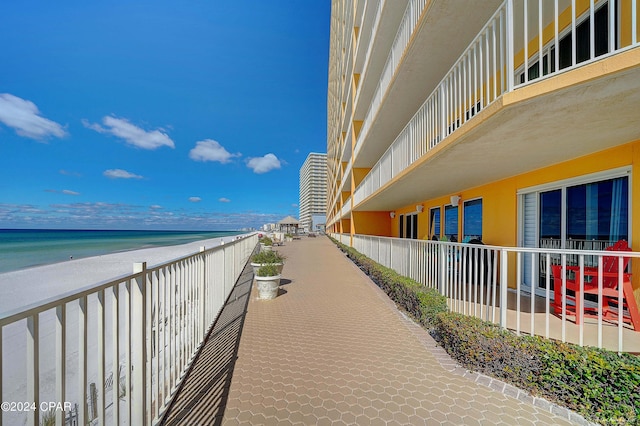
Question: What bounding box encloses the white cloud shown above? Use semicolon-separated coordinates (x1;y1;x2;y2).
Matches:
150;205;163;210
219;197;231;203
189;139;240;163
60;169;82;177
83;116;174;150
189;197;202;202
246;153;281;174
0;93;66;140
103;169;143;179
45;189;80;196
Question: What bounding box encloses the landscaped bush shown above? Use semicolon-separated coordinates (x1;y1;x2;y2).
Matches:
251;250;285;264
329;236;640;425
432;312;640;425
259;236;273;246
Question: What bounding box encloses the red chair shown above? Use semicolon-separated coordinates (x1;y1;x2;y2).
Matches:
551;240;639;331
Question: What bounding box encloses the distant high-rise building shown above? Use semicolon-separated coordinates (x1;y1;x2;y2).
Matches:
299;153;327;232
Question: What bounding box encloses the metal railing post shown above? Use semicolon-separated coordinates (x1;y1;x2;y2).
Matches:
131;262;148;426
27;314;40;426
439;243;446;295
505;0;515;92
500;249;508;328
200;247;206;339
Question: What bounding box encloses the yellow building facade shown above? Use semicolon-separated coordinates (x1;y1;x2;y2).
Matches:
327;0;640;299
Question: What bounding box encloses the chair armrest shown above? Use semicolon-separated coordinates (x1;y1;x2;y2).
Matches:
581;270;631;280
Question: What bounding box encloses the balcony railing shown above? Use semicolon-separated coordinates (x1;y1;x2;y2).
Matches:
355;0;428;160
0;234;258;426
353;0;640;208
339;233;640;353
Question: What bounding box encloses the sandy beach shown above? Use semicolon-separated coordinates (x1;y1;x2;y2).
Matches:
0;234;244;314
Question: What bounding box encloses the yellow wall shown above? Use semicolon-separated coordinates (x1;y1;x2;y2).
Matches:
340;218;351;234
352;211;392;236
341;191;351;205
353;168;371;188
411;142;637;247
620;0;640;47
394;140;639;295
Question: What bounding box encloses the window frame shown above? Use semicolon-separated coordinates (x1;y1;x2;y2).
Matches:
462;197;483;242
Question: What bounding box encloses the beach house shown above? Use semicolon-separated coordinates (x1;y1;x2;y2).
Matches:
326;0;640;349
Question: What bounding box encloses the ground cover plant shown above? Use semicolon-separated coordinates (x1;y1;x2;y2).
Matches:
251;250;285;264
329;237;640;425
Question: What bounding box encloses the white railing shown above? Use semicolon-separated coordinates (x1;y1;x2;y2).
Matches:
355;2;509;204
355;0;428;160
353;0;640;207
0;234;258;426
340;233;640;353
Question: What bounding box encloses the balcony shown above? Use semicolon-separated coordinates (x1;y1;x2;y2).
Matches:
353;0;640;211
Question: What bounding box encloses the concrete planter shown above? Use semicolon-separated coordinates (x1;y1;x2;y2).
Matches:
251;262;284;276
255;275;281;300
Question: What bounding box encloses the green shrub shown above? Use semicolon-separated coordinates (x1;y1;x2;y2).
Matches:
432;312;640;425
256;263;280;277
252;250;285;264
259;236;273;246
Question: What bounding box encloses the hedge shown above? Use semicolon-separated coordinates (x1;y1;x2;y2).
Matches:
432;312;640;425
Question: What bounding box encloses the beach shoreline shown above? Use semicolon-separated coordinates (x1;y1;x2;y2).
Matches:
0;232;251;314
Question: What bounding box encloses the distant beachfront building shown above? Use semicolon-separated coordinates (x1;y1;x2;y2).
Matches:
299;152;327;233
326;1;640;296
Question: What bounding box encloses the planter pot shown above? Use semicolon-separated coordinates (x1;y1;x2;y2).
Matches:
255;275;281;300
251;262;284;275
260;244;273;252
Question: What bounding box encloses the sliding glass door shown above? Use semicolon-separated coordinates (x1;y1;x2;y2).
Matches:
520;173;629;295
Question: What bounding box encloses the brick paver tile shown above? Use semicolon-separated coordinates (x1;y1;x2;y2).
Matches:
163;237;585;425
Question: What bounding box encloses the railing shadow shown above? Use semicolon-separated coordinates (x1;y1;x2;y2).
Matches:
159;263;254;425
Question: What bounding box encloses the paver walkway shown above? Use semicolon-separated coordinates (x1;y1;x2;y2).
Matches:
162;236;580;425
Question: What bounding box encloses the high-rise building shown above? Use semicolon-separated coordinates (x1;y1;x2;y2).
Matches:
299;152;327;233
327;0;639;295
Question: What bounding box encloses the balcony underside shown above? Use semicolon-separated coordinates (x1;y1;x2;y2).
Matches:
355;58;640;212
352;0;408;121
354;0;503;167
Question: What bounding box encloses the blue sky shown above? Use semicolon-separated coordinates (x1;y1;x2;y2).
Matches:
0;1;330;230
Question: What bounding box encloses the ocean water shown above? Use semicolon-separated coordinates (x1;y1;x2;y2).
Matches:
0;229;242;274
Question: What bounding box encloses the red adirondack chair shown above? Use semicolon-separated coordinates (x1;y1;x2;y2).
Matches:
551;240;640;331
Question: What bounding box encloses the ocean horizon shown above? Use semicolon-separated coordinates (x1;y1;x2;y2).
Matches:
0;228;244;274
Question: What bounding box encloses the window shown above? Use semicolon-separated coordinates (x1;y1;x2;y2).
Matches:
566;177;628;243
444;205;459;242
463;199;483;241
429;207;441;240
518;1;615;84
401;213;418;239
